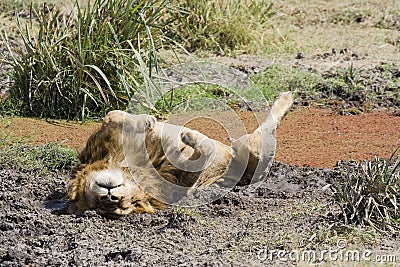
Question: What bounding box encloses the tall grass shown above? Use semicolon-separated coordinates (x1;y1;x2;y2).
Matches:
4;0;170;119
2;0;278;119
164;0;275;54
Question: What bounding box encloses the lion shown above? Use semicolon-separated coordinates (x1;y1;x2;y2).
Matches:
67;92;294;217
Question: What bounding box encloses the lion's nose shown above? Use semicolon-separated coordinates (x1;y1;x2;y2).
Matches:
96;182;121;190
96;182;122;204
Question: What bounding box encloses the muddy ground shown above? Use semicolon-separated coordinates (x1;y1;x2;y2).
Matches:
1;0;400;266
2;157;399;266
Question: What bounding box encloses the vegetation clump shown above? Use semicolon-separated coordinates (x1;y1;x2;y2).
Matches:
164;0;275;54
4;0;169;119
0;143;77;174
2;0;278;119
330;149;400;233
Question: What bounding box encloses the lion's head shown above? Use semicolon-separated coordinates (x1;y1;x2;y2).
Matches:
67;159;166;218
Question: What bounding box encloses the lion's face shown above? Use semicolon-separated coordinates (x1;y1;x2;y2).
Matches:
88;168;144;217
68;161;162;218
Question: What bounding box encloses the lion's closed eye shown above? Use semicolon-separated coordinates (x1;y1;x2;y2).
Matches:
132;200;141;207
131;199;154;213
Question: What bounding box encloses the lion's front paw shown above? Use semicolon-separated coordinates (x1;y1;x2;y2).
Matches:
180;130;197;148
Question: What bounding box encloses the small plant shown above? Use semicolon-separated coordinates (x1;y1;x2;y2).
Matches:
323;64;361;98
330;148;400;233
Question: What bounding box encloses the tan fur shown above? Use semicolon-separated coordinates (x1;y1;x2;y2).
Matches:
67;92;293;216
68;159;167;216
231;92;294;184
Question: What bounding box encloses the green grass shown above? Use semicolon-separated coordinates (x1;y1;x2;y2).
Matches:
0;143;78;174
126;62;400;114
250;65;323;100
320;64;400;109
249;63;400;110
163;0;275;55
148;83;266;114
3;0;171;119
154;84;225;113
143;64;324;114
0;98;20;117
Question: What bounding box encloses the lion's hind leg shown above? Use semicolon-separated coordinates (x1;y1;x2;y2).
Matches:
231;92;294;185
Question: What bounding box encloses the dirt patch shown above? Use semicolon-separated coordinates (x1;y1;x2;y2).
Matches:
275;108;400;167
2;108;399;168
0;117;100;151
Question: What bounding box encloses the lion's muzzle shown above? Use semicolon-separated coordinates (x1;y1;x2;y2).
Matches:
88;169;134;212
97;183;121;209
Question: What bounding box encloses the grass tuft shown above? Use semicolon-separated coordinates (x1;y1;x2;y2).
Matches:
164;0;275;55
330;148;400;233
0;143;77;174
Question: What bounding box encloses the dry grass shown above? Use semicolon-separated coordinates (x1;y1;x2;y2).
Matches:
267;0;400;59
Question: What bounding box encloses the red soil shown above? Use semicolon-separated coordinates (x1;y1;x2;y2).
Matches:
1;108;399;168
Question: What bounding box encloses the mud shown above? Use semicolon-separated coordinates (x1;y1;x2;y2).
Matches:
1;148;399;266
0;159;359;266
